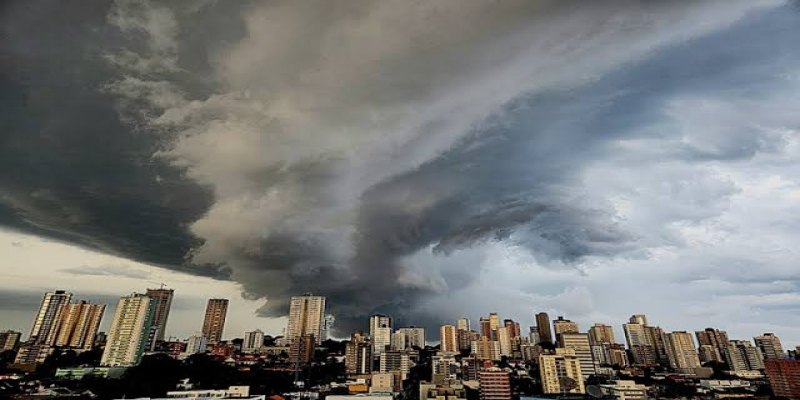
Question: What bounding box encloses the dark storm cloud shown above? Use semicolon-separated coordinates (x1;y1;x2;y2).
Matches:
2;0;797;338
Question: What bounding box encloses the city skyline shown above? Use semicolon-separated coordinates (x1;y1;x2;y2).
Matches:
3;0;800;350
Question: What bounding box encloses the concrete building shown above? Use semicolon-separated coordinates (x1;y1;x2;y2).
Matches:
558;333;597;379
286;294;325;344
456;318;470;332
14;343;54;365
289;334;315;367
764;359;800;399
370;314;393;356
29;290;72;344
664;331;701;374
724;340;764;372
624;321;657;367
535;312;552;344
552;316;579;338
201;299;229;344
0;330;22;351
242;329;265;353
345;331;372;376
183;333;207;357
379;350;412;380
146;288;174;342
440;325;458;354
596;380;648;400
471;336;501;361
394;327;425;350
101;293;157;366
753;333;784;360
52;301;105;350
539;348;585;394
589;324;616;345
497;327;512;356
478;368;512;400
695;328;728;363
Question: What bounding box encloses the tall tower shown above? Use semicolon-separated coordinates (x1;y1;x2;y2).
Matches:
286;294;326;345
52;301;105;349
754;333;785;359
30;290;72;344
440;325;458;353
146;288;174;342
101;293;157;366
664;331;701;374
201;299;229;344
535;312;552;344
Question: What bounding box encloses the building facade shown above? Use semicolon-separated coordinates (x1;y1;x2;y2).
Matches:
145;288;174;342
286;295;326;345
201;298;229;344
30;290;72;344
101;293;157;366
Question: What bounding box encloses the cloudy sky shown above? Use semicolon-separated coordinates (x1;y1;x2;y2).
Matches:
2;0;800;346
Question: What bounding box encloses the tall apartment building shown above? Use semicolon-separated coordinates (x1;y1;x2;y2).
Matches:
497;327;512;356
394;327;425;350
456;318;470;332
695;328;728;363
479;369;512;400
624;319;657;366
201;299;229;344
0;330;22;351
242;329;265;353
558;332;597;379
472;336;501;361
52;301;105;349
101;293;157;366
753;333;785;360
764;359;800;399
440;325;458;354
146;288;174;342
345;331;372;376
664;331;700;374
503;319;521;338
369;314;393;356
286;295;326;345
535;312;553;344
589;324;616;345
553;316;579;338
539;348;585;394
724;340;764;371
30;290;72;344
379;350;412;380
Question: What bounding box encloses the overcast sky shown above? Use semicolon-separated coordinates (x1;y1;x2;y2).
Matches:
2;0;800;347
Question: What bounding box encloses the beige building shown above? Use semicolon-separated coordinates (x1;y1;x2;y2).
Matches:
440;325;458;354
754;333;785;359
30;290;72;344
598;380;648;400
286;295;326;345
553;316;579;338
0;330;22;351
539;348;585;394
535;312;552;344
394;327;425;350
52;301;105;349
101;293;157;366
589;323;616;344
664;331;700;374
201;298;229;344
559;332;597;379
471;336;501;361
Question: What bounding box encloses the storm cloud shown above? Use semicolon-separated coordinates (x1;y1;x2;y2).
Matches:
2;0;800;337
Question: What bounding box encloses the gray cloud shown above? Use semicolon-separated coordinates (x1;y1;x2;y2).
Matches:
2;0;800;342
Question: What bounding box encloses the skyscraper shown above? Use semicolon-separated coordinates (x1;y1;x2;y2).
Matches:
29;290;72;344
286;294;326;345
101;293;157;366
456;318;470;332
393;327;425;350
201;298;229;344
0;330;22;351
440;325;458;354
146;288;174;342
754;333;785;359
52;300;105;349
724;340;764;371
535;312;552;344
624;319;657;366
345;331;372;376
695;328;728;363
589;324;616;345
664;331;700;374
539;348;585;394
558;332;597;379
553;316;579;338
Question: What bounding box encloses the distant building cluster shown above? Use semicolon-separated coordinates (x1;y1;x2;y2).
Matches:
2;289;800;400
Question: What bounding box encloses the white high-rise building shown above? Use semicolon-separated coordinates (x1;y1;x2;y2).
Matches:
30;290;72;344
286;294;326;345
369;314;393;355
184;333;208;357
457;318;471;332
394;327;425;350
101;293;157;366
243;329;265;353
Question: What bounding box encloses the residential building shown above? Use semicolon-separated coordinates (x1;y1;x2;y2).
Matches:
695;328;728;363
764;359;800;399
471;336;501;361
0;330;22;351
724;340;764;371
394;327;425;350
101;293;157;366
379;350;412;380
478;368;512;400
539;348;585;394
52;301;105;350
370;314;393;356
558;332;597;379
242;329;265;353
201;299;229;344
497;326;512;356
553;316;579;338
29;290;72;344
535;312;553;344
754;333;785;360
286;294;325;344
456;318;470;332
664;331;701;374
288;334;315;368
14;343;54;365
345;331;372;376
597;380;648;400
146;288;174;342
440;325;458;354
589;324;616;345
624;321;657;366
183;333;208;356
